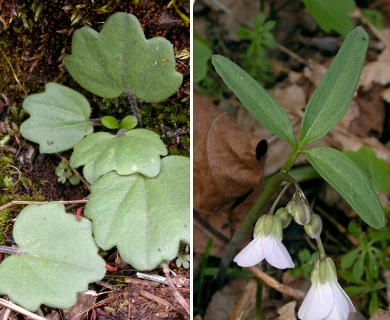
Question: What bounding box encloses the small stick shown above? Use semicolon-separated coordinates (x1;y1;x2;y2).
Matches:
248;266;306;300
0;298;46;320
0;199;88;211
136;272;168;285
0;245;20;255
139;289;173;308
162;263;190;315
57;154;91;190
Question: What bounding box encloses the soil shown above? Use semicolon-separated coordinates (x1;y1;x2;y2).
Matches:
0;1;190;319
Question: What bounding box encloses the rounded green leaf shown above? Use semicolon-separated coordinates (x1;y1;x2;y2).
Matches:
211;54;295;145
64;12;183;102
70;129;167;183
298;27;368;147
20;83;93;153
101;116;120;129
0;202;106;311
85;156;190;270
304;147;385;229
120;115;138;130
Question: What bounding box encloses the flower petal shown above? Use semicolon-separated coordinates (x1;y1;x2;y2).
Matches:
298;281;334;320
324;280;355;320
233;237;264;267
261;235;294;269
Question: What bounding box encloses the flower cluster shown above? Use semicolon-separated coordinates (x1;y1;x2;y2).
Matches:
233;188;355;320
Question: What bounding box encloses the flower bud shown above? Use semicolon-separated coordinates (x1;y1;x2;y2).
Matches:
275;207;292;228
292;201;311;225
304;213;323;239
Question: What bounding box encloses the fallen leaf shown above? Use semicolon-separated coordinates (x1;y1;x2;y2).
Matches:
277;301;297;320
194;93;266;213
359;48;390;91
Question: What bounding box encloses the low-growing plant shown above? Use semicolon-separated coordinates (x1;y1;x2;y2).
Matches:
236;12;277;82
0;12;189;312
211;26;386;319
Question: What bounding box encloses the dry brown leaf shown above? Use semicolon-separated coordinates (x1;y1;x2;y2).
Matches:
369;310;390;320
63;293;96;320
359;48;390;91
204;278;256;320
194;93;266;213
277;301;297;320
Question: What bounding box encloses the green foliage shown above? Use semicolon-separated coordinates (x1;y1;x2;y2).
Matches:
339;222;390;315
290;249;319;278
70;129;167;183
64;12;183;102
304;147;385;229
343;147;390;192
301;0;355;35
55;160;80;185
361;9;384;29
237;13;277;82
20;83;94;153
85;156;190;270
298;27;368;148
0;202;106;311
211;54;295;145
101;115;138;130
193;37;212;82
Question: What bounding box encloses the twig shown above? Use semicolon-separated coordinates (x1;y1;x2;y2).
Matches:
139;289;173;308
0;298;46;320
136;272;168;285
124;90;142;127
0;245;20;255
248;266;306;300
57;154;91;190
162;263;190;315
277;44;308;66
0;199;88;211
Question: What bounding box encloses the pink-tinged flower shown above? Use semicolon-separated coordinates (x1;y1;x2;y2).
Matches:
298;257;355;320
233;215;294;269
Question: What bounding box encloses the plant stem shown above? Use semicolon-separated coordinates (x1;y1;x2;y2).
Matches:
215;148;299;287
124;90;142;126
316;237;326;259
0;245;20;255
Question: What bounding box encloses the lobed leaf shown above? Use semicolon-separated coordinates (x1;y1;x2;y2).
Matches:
304;147;385;229
64;12;182;102
20;83;93;153
85;156;190;270
212;54;295;145
298;27;368;147
70;129;167;183
0;202;106;311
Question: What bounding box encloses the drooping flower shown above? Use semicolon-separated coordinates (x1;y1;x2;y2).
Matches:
233;215;294;269
298;257;355;320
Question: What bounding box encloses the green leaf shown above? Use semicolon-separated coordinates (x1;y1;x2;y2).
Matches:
341;248;360;269
101;116;120;129
344;147;390;192
194;37;212;82
298;27;368;147
120;115;137;130
20;83;93;153
85;156;189;270
304;147;385;229
301;0;355;35
344;285;366;297
212;54;295;145
70;129;167;183
352;252;365;280
64;12;182;102
0;202;106;311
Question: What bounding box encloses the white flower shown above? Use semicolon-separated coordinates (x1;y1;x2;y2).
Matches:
233;215;294;269
298;257;355;320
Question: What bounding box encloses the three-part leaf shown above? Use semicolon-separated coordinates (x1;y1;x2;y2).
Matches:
211;54;295;145
64;12;183;102
20;83;93;153
70;129;167;183
85;156;190;270
298;27;368;147
0;202;106;311
304;147;385;229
